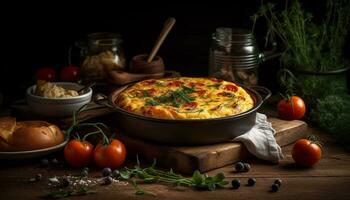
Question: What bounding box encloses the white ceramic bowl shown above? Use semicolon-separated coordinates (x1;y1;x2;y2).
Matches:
26;82;92;117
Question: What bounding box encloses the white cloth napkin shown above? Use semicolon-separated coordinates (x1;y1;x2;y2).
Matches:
233;113;284;163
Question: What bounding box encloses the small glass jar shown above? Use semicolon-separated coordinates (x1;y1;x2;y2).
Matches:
79;32;126;82
209;28;261;86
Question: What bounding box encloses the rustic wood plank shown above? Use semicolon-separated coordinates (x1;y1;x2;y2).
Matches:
120;117;307;174
1;133;349;200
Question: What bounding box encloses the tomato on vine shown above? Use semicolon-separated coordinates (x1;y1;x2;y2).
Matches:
64;139;94;168
94;139;126;169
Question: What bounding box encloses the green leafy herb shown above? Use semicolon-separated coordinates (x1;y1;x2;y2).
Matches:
220;92;235;98
142;90;151;97
131;180;157;196
151;87;196;107
176;109;205;114
182;86;196;94
145;99;159;106
252;0;350;71
119;158;229;191
207;83;221;89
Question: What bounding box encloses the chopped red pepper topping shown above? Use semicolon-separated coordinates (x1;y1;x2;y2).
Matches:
183;102;198;109
223;84;238;92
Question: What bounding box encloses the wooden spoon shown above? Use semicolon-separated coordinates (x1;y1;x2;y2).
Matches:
147;17;176;63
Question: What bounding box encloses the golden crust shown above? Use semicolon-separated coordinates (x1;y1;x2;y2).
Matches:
116;77;254;119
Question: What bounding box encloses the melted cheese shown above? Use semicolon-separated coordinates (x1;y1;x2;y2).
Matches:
116;77;254;119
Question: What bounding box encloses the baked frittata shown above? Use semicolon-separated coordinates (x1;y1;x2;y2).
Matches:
115;77;254;119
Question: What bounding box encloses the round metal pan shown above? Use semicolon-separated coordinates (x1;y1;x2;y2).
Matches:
96;83;271;145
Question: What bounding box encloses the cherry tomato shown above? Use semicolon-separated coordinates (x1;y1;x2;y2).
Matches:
64;139;94;168
277;96;306;120
94;139;126;169
35;67;56;81
292;139;322;167
60;65;80;82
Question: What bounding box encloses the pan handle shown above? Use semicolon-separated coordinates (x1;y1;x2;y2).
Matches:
93;93;115;109
249;86;272;102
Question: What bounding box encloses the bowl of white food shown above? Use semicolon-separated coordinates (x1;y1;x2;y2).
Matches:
26;82;92;117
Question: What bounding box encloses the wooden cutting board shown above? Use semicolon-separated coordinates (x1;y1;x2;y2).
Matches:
120;117;307;174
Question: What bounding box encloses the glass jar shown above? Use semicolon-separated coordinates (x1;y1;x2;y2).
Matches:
78;32;126;82
209;28;262;86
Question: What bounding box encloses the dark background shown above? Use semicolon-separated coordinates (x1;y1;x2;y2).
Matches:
1;0;348;107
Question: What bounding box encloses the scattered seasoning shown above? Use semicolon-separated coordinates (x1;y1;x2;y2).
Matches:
61;177;71;188
83;167;89;173
42;175;127;199
42;186;96;199
48;177;60;186
247;178;256;186
81;170;89;177
35;174;42;181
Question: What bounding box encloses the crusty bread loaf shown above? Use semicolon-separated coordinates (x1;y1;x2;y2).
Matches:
0;117;65;151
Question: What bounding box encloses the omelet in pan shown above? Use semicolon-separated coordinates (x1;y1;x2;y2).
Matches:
116;77;254;119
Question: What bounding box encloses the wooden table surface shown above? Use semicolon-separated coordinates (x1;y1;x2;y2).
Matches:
0;128;349;200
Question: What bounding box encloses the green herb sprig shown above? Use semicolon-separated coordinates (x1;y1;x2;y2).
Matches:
252;0;350;71
146;86;196;107
120;157;228;193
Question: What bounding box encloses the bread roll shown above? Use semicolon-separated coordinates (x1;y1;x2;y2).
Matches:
0;117;65;151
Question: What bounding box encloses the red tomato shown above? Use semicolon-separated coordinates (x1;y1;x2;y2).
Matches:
277;96;306;120
64;140;94;168
94;139;126;169
292;139;322;167
223;84;238;92
35;67;56;81
60;65;80;82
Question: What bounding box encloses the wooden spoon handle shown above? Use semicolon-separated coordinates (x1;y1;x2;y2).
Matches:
147;17;176;63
